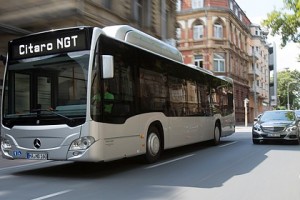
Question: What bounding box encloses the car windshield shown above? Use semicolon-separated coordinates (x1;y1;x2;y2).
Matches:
260;111;295;122
295;110;300;117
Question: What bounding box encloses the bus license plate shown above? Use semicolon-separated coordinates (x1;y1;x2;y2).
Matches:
27;152;48;160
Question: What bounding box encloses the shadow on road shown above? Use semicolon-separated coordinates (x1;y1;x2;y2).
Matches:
12;132;300;191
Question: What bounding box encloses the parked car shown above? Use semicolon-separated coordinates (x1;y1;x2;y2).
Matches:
252;110;300;144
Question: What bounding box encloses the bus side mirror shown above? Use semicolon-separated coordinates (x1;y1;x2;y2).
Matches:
102;55;114;79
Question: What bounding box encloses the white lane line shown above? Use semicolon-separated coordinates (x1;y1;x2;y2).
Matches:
31;190;72;200
145;154;194;169
0;161;51;172
0;175;16;179
219;141;238;148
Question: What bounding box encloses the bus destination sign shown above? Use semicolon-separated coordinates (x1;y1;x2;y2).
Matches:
9;28;90;60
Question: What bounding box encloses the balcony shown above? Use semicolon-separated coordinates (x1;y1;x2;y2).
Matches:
248;67;260;78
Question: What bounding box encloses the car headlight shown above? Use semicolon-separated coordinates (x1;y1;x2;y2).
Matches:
286;125;297;132
1;138;12;149
253;124;262;132
69;136;95;151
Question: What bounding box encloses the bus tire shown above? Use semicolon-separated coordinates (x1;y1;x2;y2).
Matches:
212;123;221;145
145;126;162;163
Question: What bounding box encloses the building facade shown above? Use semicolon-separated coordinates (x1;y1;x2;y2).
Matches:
176;0;270;123
0;0;177;96
248;24;270;118
268;42;278;108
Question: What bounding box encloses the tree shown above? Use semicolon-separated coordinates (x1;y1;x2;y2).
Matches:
277;70;300;109
262;0;300;47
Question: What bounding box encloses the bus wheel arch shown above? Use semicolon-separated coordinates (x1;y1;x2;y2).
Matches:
212;120;221;145
145;121;164;163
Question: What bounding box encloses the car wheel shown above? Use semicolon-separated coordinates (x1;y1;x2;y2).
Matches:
296;135;300;145
252;139;260;144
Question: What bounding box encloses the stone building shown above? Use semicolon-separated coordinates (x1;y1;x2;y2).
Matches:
0;0;177;95
248;24;270;117
176;0;270;123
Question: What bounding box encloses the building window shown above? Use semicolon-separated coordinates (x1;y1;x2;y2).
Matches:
235;8;238;16
192;0;204;9
238;33;241;48
176;0;181;11
133;0;150;28
176;27;181;40
214;53;225;72
193;25;204;40
99;0;111;9
229;1;233;10
214;23;223;38
194;55;203;68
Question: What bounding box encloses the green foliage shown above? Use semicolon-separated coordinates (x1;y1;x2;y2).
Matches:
262;0;300;47
277;70;300;109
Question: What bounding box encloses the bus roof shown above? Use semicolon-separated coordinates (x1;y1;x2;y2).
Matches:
102;25;183;63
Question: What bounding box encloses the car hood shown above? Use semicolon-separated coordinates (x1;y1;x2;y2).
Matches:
259;120;293;127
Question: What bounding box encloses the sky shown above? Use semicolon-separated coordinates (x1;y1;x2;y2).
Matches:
235;0;300;72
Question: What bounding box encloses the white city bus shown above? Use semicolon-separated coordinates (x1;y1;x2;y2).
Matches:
1;25;235;163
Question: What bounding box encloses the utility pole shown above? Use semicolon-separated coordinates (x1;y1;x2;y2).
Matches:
253;47;257;117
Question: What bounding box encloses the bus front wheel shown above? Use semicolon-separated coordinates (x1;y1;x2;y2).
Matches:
145;126;161;163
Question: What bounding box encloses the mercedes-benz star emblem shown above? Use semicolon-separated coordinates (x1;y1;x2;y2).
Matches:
33;138;41;149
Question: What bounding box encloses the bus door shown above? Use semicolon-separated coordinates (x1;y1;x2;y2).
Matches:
13;72;54;113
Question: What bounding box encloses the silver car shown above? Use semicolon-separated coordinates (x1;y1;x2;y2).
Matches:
252;110;300;144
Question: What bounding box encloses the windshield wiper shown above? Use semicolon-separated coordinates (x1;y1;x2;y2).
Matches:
31;108;73;121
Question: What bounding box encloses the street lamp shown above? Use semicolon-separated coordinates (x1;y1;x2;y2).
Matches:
287;81;297;110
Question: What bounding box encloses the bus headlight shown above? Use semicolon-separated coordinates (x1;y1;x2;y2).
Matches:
1;138;12;149
69;136;95;151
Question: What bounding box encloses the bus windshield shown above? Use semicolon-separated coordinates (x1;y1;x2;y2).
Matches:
2;50;90;127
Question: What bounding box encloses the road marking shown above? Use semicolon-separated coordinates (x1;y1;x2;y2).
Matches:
145;154;194;169
219;141;237;148
0;175;16;180
31;190;72;200
0;161;51;172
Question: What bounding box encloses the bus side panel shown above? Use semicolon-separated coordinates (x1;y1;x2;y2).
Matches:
166;116;215;149
195;116;216;141
99;113;168;161
220;113;235;137
100;115;144;161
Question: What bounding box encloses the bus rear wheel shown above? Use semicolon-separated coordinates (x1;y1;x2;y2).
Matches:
145;126;161;163
212;124;221;145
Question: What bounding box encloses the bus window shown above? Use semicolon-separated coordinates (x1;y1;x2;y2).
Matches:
14;73;30;114
168;76;185;116
37;76;51;110
186;81;198;115
140;68;167;113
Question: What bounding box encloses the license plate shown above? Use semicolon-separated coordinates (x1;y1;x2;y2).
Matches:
268;133;280;137
27;152;48;160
